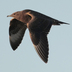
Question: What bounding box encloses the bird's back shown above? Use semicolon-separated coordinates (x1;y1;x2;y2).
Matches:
24;9;52;19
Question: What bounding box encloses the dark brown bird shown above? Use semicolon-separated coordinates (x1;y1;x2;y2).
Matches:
7;9;68;63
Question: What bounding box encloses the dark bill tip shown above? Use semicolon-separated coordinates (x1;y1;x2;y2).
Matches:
7;15;11;17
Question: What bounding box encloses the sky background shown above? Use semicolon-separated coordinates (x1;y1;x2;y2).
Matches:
0;0;72;72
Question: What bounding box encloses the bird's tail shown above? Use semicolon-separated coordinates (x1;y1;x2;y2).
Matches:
53;20;69;25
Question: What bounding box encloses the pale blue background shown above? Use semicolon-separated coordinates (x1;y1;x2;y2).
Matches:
0;0;72;72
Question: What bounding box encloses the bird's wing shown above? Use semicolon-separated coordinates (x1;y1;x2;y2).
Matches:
28;18;52;63
9;18;27;50
30;32;49;63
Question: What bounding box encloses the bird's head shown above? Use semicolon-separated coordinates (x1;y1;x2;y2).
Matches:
7;10;32;23
7;11;21;20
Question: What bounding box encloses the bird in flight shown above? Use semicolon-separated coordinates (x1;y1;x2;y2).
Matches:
7;9;68;63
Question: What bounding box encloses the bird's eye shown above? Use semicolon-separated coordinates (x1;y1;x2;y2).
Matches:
14;13;15;15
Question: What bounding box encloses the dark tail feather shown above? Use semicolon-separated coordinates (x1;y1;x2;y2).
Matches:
59;21;69;25
53;20;69;25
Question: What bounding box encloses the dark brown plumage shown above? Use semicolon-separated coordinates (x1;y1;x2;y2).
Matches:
7;9;68;63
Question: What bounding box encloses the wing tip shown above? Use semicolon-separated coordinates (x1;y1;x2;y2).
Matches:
11;47;17;51
44;58;48;63
12;48;17;51
44;61;48;63
10;44;18;51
